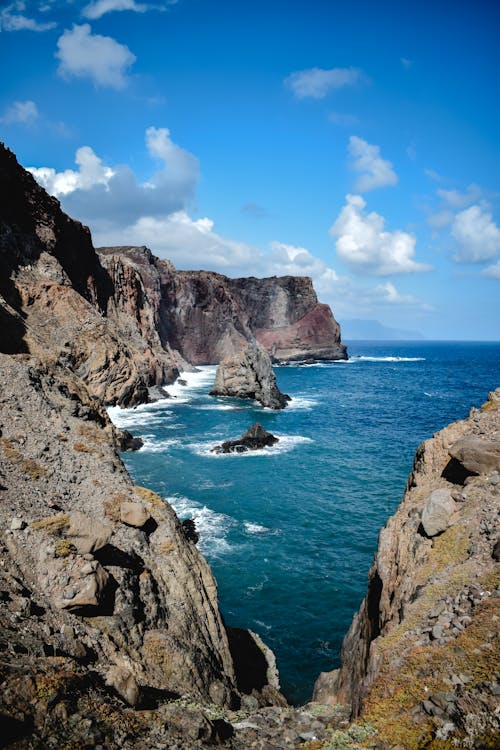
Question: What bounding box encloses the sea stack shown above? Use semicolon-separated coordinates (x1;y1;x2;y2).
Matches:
210;342;290;409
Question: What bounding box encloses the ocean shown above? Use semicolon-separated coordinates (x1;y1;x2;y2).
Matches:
108;341;500;705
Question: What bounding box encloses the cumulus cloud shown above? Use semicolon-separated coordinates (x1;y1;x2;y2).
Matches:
482;261;500;279
348;136;398;192
0;99;39;124
0;2;56;31
330;194;431;276
451;205;500;264
28;126;199;231
56;24;136;88
285;67;365;99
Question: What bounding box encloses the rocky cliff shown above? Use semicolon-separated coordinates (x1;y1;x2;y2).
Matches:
314;390;500;749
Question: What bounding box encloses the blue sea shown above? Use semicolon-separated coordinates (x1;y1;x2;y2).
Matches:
108;341;500;705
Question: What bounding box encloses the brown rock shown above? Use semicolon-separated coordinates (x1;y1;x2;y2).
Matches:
67;511;112;554
106;665;140;706
120;502;150;528
449;436;500;475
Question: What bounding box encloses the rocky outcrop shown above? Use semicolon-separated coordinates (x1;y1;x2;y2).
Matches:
212;423;279;454
155;268;347;364
314;389;500;748
210;343;290;409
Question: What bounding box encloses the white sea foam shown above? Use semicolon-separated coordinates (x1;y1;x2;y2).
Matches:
139;437;180;453
350;355;425;363
166;494;236;556
107;403;173;429
243;521;273;534
194;403;236;411
287;396;318;411
167;366;217;401
188;434;313;458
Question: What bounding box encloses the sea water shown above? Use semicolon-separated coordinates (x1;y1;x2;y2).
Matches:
108;341;500;704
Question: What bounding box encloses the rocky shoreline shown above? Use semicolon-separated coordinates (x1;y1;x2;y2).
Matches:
1;142;499;748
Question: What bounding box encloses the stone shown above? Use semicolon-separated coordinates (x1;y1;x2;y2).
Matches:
56;560;109;611
211;423;279;454
448;436;500;475
492;539;500;561
10;517;26;530
421;489;456;537
66;512;112;554
106;665;140;706
210;342;290;409
117;429;144;452
119;502;151;528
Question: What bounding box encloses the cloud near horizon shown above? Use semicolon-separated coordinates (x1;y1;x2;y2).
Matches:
330;194;431;276
285;66;365;99
348;136;398;192
82;0;176;19
56;23;136;88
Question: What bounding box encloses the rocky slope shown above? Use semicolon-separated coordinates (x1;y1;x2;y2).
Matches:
0;353;289;749
314;390;500;749
210;342;290;409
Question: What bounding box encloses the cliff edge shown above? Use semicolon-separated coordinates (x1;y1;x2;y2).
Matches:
314;390;500;749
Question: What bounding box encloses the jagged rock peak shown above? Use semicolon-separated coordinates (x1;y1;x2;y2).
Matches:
210;342;290;409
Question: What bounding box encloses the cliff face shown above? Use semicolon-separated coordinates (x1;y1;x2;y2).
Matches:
0;145;180;406
156;268;347;365
314;390;500;748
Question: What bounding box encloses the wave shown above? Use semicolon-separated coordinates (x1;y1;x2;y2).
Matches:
286;396;318;411
166;494;236;556
194;403;237;411
188;434;313;458
167;366;217;401
349;355;425;363
107;404;173;429
139;437;180;453
243;521;275;535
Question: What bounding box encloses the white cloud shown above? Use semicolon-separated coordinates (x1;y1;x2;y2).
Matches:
285;67;365;99
330;194;431;276
0;2;56;31
437;184;482;210
82;0;176;18
451;205;500;263
483;261;500;279
29;146;115;196
328;111;359;127
0;99;39;124
56;23;136;89
28;126;199;230
83;0;147;19
348;136;398;192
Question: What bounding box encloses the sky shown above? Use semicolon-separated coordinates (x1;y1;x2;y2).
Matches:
1;0;499;340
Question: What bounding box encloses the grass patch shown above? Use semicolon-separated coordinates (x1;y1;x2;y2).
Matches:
135;486;164;508
73;441;92;453
103;492;129;522
55;538;76;557
31;514;69;533
0;438;47;478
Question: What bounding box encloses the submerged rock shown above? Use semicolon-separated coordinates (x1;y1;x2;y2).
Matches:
210;342;290;409
212;422;279;454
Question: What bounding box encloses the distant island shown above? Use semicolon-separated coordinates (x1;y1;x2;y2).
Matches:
341;318;425;340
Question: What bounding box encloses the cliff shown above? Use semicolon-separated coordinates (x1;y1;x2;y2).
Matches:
314;390;500;748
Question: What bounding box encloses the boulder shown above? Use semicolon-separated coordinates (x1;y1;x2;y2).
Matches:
210;342;290;409
117;429;144;452
54;558;110;611
67;512;112;554
212;423;279;454
120;502;151;528
421;489;456;537
448;436;500;475
106;665;140;706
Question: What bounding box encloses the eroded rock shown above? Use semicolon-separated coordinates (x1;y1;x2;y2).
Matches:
449;436;500;475
421;489;456;537
210;343;289;409
212;423;279;454
119;502;151;528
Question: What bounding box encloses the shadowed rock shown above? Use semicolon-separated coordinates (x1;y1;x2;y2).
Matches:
212;422;279;454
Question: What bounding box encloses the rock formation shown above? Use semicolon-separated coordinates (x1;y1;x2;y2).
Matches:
210;342;290;409
212;422;279;454
314;389;500;749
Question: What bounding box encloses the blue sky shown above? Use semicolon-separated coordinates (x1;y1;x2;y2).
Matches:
1;0;499;339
